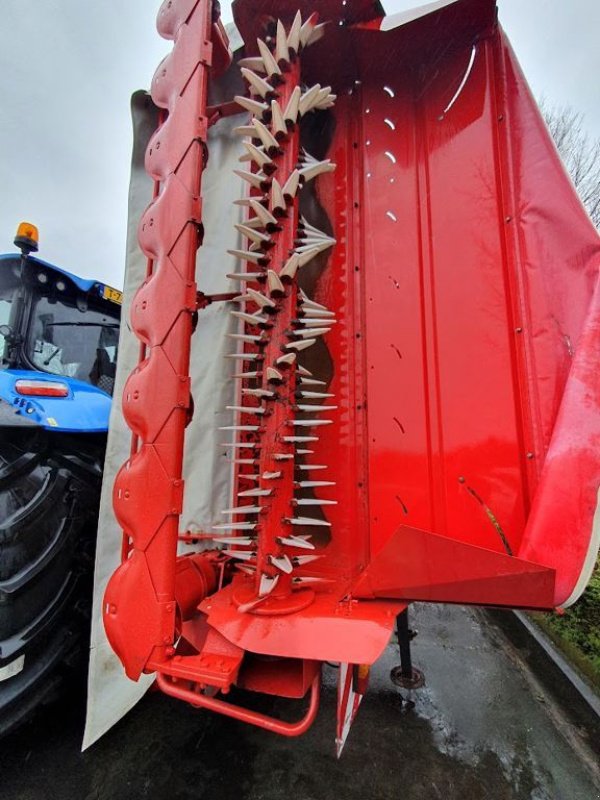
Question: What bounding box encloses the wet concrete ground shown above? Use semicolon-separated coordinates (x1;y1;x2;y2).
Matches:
1;605;598;800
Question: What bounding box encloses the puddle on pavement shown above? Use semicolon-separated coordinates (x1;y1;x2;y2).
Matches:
0;604;598;800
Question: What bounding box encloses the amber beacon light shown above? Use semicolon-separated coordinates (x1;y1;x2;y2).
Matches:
14;221;39;255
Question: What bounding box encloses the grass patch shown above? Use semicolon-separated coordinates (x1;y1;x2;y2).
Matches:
530;558;600;692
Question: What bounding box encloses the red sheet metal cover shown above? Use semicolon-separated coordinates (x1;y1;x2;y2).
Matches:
225;0;600;611
345;10;600;609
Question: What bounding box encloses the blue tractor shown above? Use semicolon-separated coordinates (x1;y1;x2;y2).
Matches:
0;223;121;734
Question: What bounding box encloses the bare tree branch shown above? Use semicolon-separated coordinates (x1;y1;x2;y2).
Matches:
539;98;600;229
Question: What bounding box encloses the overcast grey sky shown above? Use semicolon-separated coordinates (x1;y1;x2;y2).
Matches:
1;1;598;287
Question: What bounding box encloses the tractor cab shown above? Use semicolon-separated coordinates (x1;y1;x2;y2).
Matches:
0;224;121;399
0;224;122;737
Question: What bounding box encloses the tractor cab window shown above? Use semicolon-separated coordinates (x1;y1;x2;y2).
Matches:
27;294;119;395
0;299;10;363
0;264;19;367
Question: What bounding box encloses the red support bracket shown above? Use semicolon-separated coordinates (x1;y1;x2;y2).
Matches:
352;526;556;610
196;291;239;310
156;672;321;737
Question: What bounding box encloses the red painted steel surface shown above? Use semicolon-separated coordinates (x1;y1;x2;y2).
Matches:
157;672;321;736
103;0;600;745
202;586;400;664
352;526;555;608
337;16;600;608
237;657;321;699
104;0;221;680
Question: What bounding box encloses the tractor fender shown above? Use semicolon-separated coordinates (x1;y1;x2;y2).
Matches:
0;370;111;433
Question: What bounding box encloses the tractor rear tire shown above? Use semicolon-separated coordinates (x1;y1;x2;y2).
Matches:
0;428;104;737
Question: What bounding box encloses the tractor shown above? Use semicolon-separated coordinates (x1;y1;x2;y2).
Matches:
0;223;121;735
